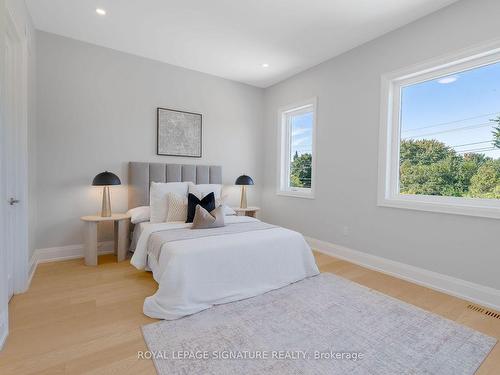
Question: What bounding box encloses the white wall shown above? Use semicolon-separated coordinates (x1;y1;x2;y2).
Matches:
35;31;264;249
262;0;500;290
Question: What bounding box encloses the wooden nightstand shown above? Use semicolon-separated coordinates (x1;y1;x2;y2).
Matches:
234;207;260;218
80;213;130;266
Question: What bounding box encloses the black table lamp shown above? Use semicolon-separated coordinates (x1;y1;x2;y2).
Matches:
235;175;254;209
92;171;121;217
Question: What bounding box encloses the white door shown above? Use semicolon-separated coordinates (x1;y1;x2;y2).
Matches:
1;9;29;348
1;10;29;300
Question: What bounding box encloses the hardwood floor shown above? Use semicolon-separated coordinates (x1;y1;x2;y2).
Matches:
0;251;499;374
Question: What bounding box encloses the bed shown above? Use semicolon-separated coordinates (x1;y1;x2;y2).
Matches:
128;162;319;320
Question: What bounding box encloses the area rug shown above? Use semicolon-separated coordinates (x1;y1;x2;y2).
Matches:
142;273;496;374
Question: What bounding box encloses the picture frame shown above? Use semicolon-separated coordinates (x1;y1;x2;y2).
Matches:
156;107;202;157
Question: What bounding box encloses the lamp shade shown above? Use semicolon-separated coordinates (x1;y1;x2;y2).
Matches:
92;171;121;186
235;175;254;185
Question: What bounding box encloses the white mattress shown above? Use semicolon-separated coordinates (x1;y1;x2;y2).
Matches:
131;217;319;320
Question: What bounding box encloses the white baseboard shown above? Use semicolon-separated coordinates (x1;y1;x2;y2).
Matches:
306;237;500;312
24;236;500;312
27;252;38;288
27;241;115;288
0;310;8;350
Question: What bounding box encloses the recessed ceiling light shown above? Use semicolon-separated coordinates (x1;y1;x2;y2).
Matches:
261;63;269;68
96;8;106;16
437;76;458;84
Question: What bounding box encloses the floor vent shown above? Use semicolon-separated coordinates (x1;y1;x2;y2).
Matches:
467;304;500;319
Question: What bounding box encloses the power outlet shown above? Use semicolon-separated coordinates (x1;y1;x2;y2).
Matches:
342;226;350;236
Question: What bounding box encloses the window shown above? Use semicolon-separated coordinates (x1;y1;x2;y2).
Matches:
278;98;316;198
379;43;500;218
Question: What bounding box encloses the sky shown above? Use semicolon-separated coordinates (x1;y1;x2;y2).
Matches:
291;112;313;157
400;60;500;159
289;60;500;160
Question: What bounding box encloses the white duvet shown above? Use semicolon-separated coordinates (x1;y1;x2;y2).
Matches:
131;216;319;319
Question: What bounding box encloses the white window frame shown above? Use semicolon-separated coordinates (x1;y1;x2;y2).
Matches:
277;97;317;199
378;39;500;219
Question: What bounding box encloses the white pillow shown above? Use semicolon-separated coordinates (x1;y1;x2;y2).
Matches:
166;192;188;222
127;206;150;224
188;183;222;200
222;205;236;216
150;182;189;223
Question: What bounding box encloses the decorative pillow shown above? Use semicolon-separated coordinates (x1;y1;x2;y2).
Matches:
189;184;237;215
191;205;225;229
188;184;222;200
150;182;189;223
166;193;188;222
186;192;215;223
127;206;150;224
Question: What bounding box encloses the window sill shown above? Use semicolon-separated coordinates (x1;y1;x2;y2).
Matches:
378;195;500;219
276;190;315;200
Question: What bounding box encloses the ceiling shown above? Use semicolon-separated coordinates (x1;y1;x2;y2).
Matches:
26;0;459;87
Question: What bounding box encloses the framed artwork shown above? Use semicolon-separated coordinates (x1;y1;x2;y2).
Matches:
157;107;202;157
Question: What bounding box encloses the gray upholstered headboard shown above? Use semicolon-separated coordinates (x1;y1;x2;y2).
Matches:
128;162;222;209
